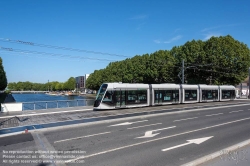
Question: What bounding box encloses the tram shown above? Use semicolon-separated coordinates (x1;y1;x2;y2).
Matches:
93;82;236;110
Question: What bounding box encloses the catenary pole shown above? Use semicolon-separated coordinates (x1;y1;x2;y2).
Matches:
182;59;184;84
249;67;250;99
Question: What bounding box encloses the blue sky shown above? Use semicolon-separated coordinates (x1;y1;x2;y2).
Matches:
0;0;249;83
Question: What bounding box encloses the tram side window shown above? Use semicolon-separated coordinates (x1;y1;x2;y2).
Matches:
103;91;112;101
202;90;218;100
127;90;147;104
127;90;138;104
102;91;115;106
163;90;172;101
222;90;235;99
185;90;197;101
137;90;147;104
222;90;230;99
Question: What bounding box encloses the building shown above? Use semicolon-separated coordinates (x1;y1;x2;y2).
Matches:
75;74;89;92
235;76;249;98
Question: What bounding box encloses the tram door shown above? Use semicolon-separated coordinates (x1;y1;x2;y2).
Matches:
172;90;179;104
115;90;126;108
202;90;207;102
154;90;163;104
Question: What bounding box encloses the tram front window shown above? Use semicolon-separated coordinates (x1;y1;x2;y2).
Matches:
94;84;108;107
96;84;108;100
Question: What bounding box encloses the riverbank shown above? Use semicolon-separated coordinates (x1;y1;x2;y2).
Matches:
84;93;96;99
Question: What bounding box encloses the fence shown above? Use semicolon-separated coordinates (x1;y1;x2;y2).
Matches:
22;99;95;111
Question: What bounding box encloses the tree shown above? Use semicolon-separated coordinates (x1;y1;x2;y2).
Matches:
64;77;76;90
0;57;7;90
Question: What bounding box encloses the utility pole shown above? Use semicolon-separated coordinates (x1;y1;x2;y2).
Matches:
182;59;184;84
248;67;250;99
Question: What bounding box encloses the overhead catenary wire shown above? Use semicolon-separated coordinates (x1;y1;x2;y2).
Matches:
0;50;108;63
0;46;119;62
0;37;131;58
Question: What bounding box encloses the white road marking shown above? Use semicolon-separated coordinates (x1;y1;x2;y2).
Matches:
54;132;111;143
173;117;198;122
229;110;244;113
65;116;250;163
205;113;223;117
109;120;148;127
127;123;162;129
136;126;176;138
162;136;213;152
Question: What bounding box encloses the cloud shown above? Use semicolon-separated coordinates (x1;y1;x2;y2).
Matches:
163;35;182;44
201;23;242;32
129;14;147;20
201;26;221;32
153;35;182;44
153;40;161;44
203;33;222;40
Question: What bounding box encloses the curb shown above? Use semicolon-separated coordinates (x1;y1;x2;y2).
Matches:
181;139;250;166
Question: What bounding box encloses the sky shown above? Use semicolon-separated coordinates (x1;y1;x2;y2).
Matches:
0;0;249;83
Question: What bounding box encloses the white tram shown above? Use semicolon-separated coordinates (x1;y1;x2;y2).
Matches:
93;83;236;110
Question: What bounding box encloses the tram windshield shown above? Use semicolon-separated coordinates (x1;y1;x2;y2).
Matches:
96;84;108;100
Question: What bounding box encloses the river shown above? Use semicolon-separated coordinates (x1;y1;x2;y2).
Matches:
11;93;96;110
12;93;93;102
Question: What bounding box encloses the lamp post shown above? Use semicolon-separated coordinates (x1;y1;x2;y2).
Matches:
248;67;250;99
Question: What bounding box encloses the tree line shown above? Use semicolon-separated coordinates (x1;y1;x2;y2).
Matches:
7;77;76;91
0;57;7;90
86;35;250;90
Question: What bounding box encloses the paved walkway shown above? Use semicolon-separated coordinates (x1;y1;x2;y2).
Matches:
199;142;250;166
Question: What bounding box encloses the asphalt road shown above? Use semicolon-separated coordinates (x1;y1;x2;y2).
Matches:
1;102;250;166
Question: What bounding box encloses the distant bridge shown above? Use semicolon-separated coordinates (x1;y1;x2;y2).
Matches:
11;91;48;94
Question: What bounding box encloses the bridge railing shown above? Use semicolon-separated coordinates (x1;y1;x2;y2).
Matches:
22;99;95;111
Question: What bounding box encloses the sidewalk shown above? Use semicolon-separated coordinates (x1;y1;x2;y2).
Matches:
199;142;250;166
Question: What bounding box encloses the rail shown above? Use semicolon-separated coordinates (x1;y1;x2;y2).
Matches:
22;99;95;111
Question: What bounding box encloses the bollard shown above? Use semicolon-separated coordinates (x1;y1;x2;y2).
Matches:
25;129;28;133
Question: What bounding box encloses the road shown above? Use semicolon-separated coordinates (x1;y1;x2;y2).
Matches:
1;102;250;166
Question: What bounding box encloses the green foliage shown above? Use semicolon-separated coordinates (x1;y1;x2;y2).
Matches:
0;57;7;90
86;35;250;90
64;77;76;90
0;93;8;103
7;77;76;91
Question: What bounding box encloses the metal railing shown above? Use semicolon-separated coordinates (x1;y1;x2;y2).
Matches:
22;99;95;111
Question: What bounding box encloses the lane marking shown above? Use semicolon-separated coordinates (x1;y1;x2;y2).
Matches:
127;123;162;129
65;116;250;163
150;126;176;132
229;110;244;113
162;136;213;152
136;126;176;138
173;117;198;122
109;120;148;127
54;132;111;143
205;113;223;117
